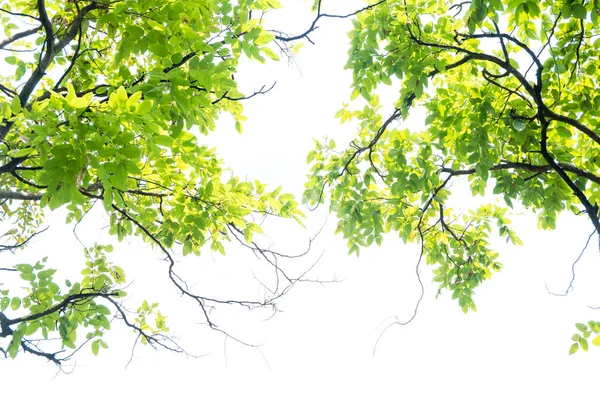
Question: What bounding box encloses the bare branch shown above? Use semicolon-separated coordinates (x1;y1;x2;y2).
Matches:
274;0;387;43
373;224;425;355
547;230;596;296
0;7;40;21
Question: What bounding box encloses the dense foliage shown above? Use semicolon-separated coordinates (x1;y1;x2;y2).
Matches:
303;0;600;352
2;0;600;364
0;0;303;364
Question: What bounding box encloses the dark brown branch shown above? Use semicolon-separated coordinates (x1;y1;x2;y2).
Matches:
102;296;184;353
548;229;596;296
407;24;600;147
164;50;198;74
20;340;62;364
0;7;40;21
0;157;26;174
0;311;13;337
539;119;600;244
441;161;600;185
10;170;47;189
493;21;509;62
7;291;120;326
0;226;49;253
0;83;18;98
449;1;471;16
0;25;42;51
407;25;537;100
571;19;585;78
108;205;216;327
53;24;83;90
274;0;387;42
0;2;99;141
482;69;532;108
213;82;276;104
36;0;55;58
337;55;473;180
544;110;600;146
455;31;543;71
373;223;425;355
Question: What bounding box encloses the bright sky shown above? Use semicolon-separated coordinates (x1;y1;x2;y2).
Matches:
3;1;600;398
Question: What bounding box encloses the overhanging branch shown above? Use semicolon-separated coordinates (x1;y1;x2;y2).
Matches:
0;190;42;201
273;0;387;43
0;25;42;51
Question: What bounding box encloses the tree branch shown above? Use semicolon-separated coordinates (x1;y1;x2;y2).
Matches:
0;25;42;51
441;161;600;185
0;1;99;141
0;7;40;21
0;226;49;253
407;24;600;147
539;119;600;245
274;0;387;43
0;190;42;201
7;291;120;327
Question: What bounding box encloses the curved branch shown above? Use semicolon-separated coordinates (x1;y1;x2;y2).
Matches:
274;0;387;43
407;24;600;146
441;161;600;185
539;120;600;245
0;226;49;253
544;110;600;146
0;25;42;51
7;291;120;327
0;7;41;21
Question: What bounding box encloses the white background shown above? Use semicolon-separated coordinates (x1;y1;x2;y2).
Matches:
2;1;600;398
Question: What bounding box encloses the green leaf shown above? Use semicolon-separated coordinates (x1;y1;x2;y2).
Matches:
360;86;371;101
569;343;579;355
10;96;21;114
25;322;40;336
576;323;588;333
126;25;145;39
473;3;488;22
7;330;23;359
149;43;169;57
20;272;35;281
10;297;21;310
92;340;100;356
135;100;153;115
261;47;280;61
8;147;37;158
154;135;174;147
555;126;571;138
37;269;56;279
512;119;526;131
0;297;9;311
571;4;587;19
255;31;275;46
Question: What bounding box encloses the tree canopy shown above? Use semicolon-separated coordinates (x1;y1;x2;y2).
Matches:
302;0;600;353
0;0;305;364
1;0;599;365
